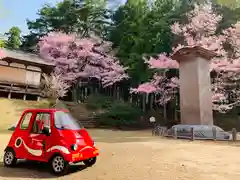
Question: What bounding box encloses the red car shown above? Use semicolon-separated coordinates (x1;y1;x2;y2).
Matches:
3;108;99;175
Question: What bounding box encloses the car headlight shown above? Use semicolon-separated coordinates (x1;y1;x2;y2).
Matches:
71;144;78;151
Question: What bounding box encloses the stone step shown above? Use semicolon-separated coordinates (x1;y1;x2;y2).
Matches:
78;119;98;128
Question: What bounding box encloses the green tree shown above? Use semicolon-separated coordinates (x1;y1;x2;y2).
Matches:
5;26;21;50
21;0;111;52
108;0;188;86
214;6;240;33
71;0;111;37
109;0;151;86
20;33;39;52
215;0;240;9
0;40;6;48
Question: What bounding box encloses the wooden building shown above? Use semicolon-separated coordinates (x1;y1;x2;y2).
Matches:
0;48;55;100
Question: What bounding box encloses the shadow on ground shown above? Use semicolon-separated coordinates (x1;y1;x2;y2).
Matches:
0;160;88;179
93;136;157;143
88;129;157;143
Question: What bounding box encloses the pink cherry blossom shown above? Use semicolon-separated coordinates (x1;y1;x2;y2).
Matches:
39;32;128;89
41;73;70;99
130;83;157;94
144;53;179;69
131;73;179;105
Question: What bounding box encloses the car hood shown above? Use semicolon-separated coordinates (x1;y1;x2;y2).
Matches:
57;128;94;146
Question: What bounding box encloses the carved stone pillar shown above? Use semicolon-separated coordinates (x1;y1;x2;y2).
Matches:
171;46;216;125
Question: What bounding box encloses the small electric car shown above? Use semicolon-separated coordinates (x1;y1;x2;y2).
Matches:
3;108;99;175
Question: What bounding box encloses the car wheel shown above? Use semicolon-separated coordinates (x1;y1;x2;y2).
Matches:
3;149;17;167
50;155;69;176
83;157;97;167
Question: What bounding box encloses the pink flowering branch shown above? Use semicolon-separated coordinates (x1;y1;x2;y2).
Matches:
41;73;70;100
143;53;179;69
39;32;128;88
131;73;179;105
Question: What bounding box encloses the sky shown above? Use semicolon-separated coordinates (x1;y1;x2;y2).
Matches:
0;0;61;35
0;0;125;36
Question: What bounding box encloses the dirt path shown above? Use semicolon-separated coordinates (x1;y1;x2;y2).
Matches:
0;130;240;180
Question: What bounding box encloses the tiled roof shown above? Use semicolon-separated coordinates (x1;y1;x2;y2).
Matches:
1;48;55;66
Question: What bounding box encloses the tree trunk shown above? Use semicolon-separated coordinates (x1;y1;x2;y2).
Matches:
142;94;146;112
129;94;132;103
117;86;120;100
150;94;153;110
163;70;167;120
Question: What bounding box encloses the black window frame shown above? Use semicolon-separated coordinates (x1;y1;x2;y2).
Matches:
30;112;51;134
20;112;33;130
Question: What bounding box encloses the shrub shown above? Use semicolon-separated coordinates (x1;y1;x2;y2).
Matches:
96;101;143;128
84;93;143;128
85;93;115;110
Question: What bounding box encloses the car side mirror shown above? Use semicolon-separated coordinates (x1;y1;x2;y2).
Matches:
42;127;51;136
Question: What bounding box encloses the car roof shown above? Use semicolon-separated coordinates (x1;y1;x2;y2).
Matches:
23;108;69;113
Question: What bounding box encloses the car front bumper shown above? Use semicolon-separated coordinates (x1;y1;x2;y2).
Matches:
70;148;99;163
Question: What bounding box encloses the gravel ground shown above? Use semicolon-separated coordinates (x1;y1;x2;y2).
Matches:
0;129;240;180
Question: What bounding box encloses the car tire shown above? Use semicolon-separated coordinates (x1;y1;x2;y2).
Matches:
83;157;97;167
3;149;17;167
50;155;69;176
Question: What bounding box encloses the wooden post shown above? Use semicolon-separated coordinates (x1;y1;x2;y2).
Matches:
8;84;13;99
173;127;177;139
212;126;217;141
232;128;237;142
161;127;167;136
8;92;11;99
151;122;156;136
191;127;195;141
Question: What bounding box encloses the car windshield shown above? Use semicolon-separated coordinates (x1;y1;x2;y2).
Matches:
54;111;82;130
215;126;224;132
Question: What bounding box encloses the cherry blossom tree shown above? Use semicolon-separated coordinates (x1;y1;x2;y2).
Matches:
132;3;240;113
38;32;128;90
41;73;70;102
131;73;179;105
131;54;179;105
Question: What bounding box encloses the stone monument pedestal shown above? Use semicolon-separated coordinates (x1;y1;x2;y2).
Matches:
171;46;216;125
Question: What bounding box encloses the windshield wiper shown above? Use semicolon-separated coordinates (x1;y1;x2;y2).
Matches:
55;124;65;129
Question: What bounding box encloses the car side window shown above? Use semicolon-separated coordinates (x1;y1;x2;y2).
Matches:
31;113;51;134
20;112;33;130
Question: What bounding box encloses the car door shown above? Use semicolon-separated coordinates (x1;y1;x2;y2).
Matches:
25;112;51;162
13;111;34;159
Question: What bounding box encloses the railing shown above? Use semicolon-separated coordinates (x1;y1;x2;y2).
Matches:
152;125;239;142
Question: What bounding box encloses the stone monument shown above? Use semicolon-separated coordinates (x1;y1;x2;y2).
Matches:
171;46;216;125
